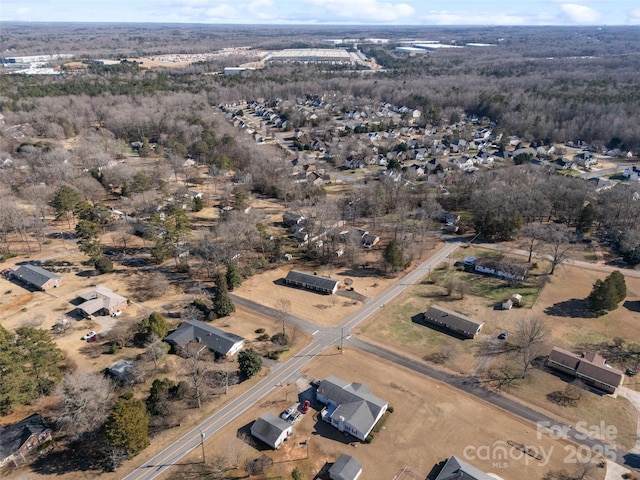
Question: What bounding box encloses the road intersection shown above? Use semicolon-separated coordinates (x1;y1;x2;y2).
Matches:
124;239;638;479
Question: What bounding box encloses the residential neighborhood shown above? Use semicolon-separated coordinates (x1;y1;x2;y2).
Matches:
1;21;640;480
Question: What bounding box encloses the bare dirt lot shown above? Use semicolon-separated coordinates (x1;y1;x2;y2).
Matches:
169;348;603;480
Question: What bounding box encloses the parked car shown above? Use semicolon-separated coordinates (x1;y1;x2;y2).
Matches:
626;369;637;377
301;400;311;414
288;411;302;423
82;331;97;341
498;332;510;340
111;310;122;317
86;333;98;343
280;407;294;420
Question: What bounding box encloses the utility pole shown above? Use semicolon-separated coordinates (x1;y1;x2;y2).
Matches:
340;327;344;353
200;431;206;463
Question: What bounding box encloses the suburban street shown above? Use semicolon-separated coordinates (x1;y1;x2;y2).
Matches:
124;239;639;480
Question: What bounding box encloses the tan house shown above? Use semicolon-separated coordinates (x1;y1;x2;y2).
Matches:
76;285;128;317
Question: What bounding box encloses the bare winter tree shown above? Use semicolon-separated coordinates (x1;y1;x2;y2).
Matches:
274;297;292;337
519;224;545;263
181;342;213;409
542;224;574;274
54;370;115;439
145;335;170;371
513;317;550;375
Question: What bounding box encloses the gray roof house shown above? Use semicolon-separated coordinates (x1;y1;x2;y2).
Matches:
0;413;52;468
316;376;388;441
329;454;363;480
285;270;339;295
165;319;245;358
434;455;494;480
422;305;484;339
250;412;293;449
12;265;61;291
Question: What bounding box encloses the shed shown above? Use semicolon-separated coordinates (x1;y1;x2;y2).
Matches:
329;454;363;480
250;413;293;449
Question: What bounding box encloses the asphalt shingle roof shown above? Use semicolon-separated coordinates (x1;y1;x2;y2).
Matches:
329;454;362;480
13;265;60;289
165;320;244;356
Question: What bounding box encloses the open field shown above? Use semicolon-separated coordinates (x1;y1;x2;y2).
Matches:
168;348;603;480
233;260;406;327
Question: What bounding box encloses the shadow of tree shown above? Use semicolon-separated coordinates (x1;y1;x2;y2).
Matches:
544;298;594;318
623;300;640;313
31;435;109;475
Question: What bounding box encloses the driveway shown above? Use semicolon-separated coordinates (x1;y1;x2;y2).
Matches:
605;386;640;479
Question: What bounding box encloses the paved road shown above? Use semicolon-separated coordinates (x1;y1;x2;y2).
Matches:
123;241;460;480
124;239;639;478
350;338;636;470
475;242;640;278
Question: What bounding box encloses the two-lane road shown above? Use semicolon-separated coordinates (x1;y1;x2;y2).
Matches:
124;241;461;479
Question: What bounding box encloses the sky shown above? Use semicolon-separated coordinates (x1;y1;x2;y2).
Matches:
2;0;640;25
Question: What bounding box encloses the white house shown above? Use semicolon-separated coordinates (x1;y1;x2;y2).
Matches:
316;376;388;441
250;413;293;449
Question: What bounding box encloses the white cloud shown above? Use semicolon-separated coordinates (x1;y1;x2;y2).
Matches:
559;3;602;23
630;8;640;25
305;0;415;23
418;10;530;26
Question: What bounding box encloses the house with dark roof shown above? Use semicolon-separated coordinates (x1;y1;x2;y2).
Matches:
250;413;293;449
316;376;388;441
329;454;362;480
76;285;128;317
434;455;494;480
285;270;339;295
165;319;245;358
0;413;52;468
12;265;61;291
422;305;484;339
547;347;624;394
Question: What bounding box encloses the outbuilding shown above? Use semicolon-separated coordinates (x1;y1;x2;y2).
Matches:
250;413;293;449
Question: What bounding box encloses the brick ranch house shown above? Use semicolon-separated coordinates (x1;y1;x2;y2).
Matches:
12;265;61;291
547;347;624;394
422;305;484;339
284;270;340;295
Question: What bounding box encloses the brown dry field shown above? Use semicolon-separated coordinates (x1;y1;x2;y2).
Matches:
167;348;604;480
232;261;397;327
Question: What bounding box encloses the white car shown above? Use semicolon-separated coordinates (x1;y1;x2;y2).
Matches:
280;407;294;420
82;331;97;341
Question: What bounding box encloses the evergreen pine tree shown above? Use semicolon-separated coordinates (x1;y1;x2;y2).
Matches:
225;262;242;291
104;397;150;457
212;272;235;318
238;348;262;378
608;270;627;304
383;239;404;272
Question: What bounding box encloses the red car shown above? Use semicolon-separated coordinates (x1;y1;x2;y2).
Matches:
301;400;311;414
